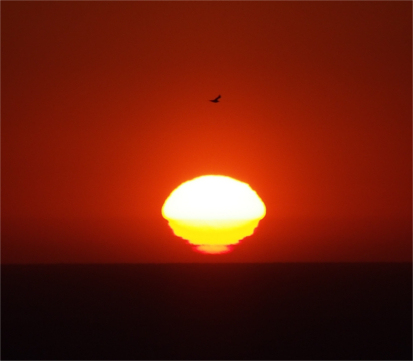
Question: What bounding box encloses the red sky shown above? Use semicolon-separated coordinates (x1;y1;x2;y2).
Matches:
2;1;411;263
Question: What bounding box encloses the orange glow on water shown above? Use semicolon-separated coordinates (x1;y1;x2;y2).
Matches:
162;175;266;254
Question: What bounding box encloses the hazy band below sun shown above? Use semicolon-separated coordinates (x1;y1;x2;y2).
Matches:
162;175;266;254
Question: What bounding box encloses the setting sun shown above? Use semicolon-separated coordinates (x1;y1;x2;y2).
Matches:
162;175;266;254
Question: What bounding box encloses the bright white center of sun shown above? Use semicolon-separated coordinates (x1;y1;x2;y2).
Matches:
162;175;265;221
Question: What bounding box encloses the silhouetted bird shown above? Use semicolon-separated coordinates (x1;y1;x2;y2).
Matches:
210;95;221;103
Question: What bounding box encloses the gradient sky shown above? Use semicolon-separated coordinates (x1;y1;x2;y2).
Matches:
2;1;411;263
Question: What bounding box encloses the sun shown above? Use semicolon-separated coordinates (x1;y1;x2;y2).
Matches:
162;175;266;254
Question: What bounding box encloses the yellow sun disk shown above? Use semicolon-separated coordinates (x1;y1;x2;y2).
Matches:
162;175;266;254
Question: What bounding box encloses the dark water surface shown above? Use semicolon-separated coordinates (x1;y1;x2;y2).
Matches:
2;263;412;360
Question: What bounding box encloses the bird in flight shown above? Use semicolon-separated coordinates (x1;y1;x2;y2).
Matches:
210;95;221;103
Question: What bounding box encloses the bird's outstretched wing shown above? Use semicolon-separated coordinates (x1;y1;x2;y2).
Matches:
209;95;221;102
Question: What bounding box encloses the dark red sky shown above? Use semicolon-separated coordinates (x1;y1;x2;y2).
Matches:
2;2;411;263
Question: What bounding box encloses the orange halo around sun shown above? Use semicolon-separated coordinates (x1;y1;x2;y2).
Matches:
162;175;266;254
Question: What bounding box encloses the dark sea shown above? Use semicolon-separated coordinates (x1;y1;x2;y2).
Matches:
2;263;412;360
